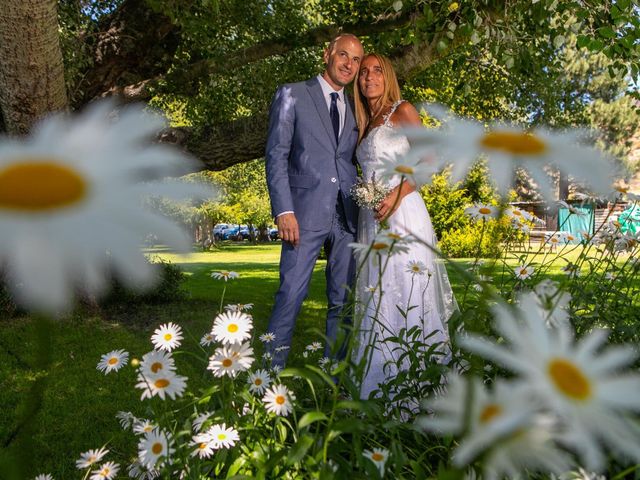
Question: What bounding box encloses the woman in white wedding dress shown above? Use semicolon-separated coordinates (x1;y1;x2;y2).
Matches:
353;54;457;399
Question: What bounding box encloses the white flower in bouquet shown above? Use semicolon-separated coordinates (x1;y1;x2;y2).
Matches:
0;101;212;313
138;429;173;469
96;349;129;374
90;461;119;480
150;323;183;352
139;350;176;378
211;310;253;345
350;172;392;211
136;370;187;400
263;384;294;416
404;111;616;202
460;294;640;471
76;447;109;469
207;423;240;449
211;270;239;281
247;369;271;395
363;448;389;476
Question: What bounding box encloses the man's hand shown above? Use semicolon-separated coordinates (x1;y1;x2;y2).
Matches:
276;213;300;246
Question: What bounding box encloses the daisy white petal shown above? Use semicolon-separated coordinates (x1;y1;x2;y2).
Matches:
207;423;240;449
96;349;129;374
126;460;159;480
363;448;389;476
211;310;253;345
150;322;183;352
76;446;109;469
247;369;272;395
406;260;429;276
90;461;119;480
135;371;187;400
211;270;239;281
132;419;156;435
465;203;498;220
225;303;253;312
35;475;54;480
0;101;212;314
139;350;176;377
116;411;136;430
514;265;534;280
262;384;294;416
189;432;215;458
207;342;254;377
138;429;174;469
305;341;323;352
192;411;214;432
259;332;276;343
199;332;215;346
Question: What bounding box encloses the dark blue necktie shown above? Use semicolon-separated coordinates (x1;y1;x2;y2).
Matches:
330;92;339;143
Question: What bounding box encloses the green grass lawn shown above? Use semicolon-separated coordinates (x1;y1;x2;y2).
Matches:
0;242;636;478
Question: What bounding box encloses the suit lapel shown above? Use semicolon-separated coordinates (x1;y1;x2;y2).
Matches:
306;78;337;149
339;91;356;150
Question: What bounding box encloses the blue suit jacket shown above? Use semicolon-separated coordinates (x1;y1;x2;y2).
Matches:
265;77;359;233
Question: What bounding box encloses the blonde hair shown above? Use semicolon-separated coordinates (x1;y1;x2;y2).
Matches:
354;53;401;143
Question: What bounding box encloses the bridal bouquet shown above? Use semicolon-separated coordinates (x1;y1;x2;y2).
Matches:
350;172;391;211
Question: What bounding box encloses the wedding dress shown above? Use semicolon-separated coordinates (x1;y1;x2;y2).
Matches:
354;100;457;399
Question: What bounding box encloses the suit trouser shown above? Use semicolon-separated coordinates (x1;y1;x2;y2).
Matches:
267;200;356;367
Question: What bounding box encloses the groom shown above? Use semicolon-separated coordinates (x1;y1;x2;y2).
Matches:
265;33;364;367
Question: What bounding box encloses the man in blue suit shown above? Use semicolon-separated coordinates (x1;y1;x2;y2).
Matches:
265;33;364;367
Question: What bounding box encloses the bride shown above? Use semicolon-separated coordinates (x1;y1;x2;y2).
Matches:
352;53;457;399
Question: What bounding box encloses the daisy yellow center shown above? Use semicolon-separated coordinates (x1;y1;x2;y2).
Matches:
479;207;492;215
395;165;414;174
102;467;111;475
222;359;233;367
164;333;173;341
154;378;170;388
372;452;384;461
144;425;153;432
479;403;502;423
412;266;420;272
254;378;262;385
275;395;286;405
108;357;118;365
152;442;163;455
199;443;207;449
480;131;547;155
227;324;239;333
616;186;629;194
217;433;227;440
547;358;591;400
89;455;97;462
372;242;389;250
520;268;528;275
387;233;402;240
151;362;163;373
0;161;89;212
513;210;522;216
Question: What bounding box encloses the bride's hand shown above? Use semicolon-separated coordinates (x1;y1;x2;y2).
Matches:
375;180;416;221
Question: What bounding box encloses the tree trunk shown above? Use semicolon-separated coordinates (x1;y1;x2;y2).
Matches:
0;0;68;134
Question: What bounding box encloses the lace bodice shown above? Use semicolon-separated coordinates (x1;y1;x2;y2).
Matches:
356;100;409;187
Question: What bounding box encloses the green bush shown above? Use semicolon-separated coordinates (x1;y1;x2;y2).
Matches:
439;216;519;258
101;257;186;305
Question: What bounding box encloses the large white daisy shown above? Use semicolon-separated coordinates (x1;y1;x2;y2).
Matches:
211;310;253;345
75;446;109;469
150;323;183;352
0;101;211;313
207;342;254;377
189;432;216;459
405;112;615;202
211;270;239;281
96;349;129;374
138;429;173;469
363;448;389;477
460;295;640;471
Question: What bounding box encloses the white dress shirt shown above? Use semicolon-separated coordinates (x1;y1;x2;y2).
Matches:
316;74;345;136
